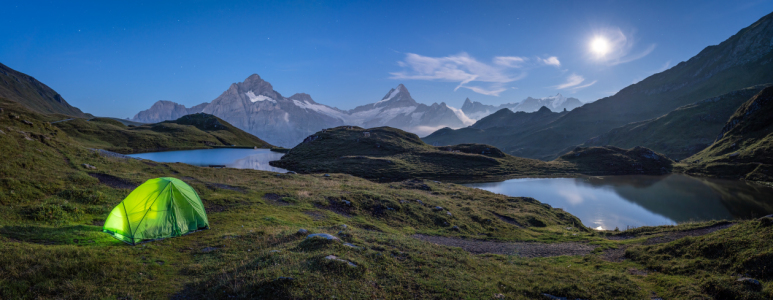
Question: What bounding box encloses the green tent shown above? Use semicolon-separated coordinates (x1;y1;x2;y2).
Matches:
103;177;209;245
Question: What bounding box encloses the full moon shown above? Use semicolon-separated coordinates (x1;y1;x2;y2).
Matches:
591;37;610;56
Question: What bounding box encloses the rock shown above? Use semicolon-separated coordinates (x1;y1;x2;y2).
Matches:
82;163;97;170
297;228;308;235
343;242;361;249
305;233;339;241
22;120;33;126
759;214;773;219
416;200;424;205
341;200;351;206
434;206;444;211
0;129;4;135
399;200;407;204
737;277;762;291
340;224;348;229
446;211;453;217
324;255;357;267
324;174;331;177
730;152;740;157
269;250;281;253
451;226;460;231
286;171;297;174
201;247;218;253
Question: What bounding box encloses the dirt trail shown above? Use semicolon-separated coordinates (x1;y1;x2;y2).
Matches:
601;222;735;262
412;234;596;258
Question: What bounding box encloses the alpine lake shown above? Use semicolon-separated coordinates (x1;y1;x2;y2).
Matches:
128;149;773;231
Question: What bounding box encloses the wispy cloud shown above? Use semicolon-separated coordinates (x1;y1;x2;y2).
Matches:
592;28;656;66
538;56;561;67
554;74;585;89
554;73;596;91
390;52;552;96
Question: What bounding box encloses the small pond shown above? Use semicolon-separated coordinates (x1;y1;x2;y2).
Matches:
463;174;773;230
127;148;288;173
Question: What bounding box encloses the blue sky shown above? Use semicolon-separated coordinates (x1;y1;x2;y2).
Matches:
2;0;772;118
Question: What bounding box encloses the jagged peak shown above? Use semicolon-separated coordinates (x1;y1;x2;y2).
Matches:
289;93;315;103
376;84;415;105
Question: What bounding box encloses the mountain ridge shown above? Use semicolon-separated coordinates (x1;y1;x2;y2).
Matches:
425;11;773;160
132;77;472;147
0;62;90;118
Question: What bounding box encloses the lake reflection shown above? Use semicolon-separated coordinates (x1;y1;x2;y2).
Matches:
463;174;773;230
127;148;288;173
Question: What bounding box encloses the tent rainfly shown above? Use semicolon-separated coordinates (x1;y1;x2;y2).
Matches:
103;177;209;245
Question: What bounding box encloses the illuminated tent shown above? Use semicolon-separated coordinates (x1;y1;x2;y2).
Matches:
103;177;209;245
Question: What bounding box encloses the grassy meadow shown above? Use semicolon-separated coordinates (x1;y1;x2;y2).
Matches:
1;96;772;299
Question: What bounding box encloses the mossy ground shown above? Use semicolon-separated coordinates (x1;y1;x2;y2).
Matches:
1;98;771;299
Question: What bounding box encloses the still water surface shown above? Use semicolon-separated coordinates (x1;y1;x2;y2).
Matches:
126;148;288;173
464;174;773;230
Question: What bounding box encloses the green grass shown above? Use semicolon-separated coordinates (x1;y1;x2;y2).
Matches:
679;86;773;183
272;126;674;182
1;95;772;299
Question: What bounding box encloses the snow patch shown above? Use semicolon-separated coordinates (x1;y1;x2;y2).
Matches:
292;99;348;120
283;112;290;123
246;91;276;103
374;88;402;105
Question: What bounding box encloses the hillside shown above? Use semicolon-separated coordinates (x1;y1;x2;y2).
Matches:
425;12;773;160
680;86;773;182
583;85;770;160
0;62;90;118
52;112;273;154
1;87;771;299
272;126;673;182
423;107;569;159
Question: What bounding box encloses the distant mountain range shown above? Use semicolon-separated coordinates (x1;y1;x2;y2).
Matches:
425;11;773;160
132;76;473;147
0;62;90;118
461;94;582;119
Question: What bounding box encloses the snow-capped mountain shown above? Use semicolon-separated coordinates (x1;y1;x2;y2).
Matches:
461;94;583;120
131;75;472;147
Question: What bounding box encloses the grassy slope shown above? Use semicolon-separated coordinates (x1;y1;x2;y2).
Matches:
0;62;91;118
272;126;673;182
583;85;770;160
51;111;273;153
679;86;773;183
423;13;773;161
1;93;772;299
422;107;568;159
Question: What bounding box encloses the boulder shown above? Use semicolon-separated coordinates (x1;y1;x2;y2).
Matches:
324;255;357;267
306;233;339;241
297;228;308;235
82;163;97;170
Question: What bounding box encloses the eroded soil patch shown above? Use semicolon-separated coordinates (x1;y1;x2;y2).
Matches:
412;234;596;257
206;183;245;193
88;173;138;189
263;193;292;206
